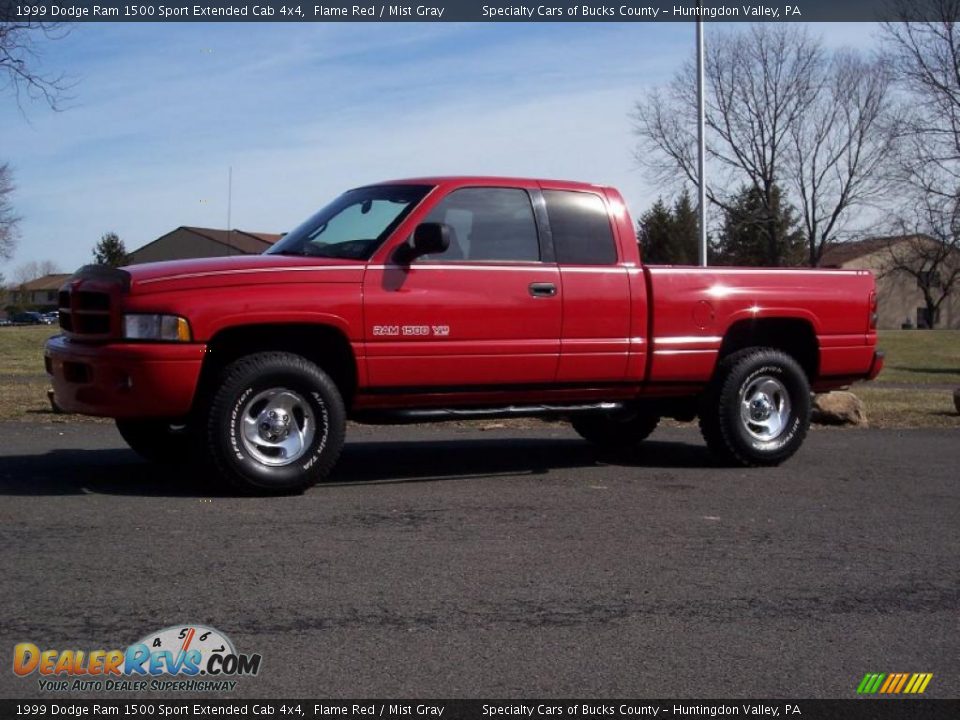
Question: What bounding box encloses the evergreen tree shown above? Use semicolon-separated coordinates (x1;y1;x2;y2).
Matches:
713;185;805;266
637;189;699;265
92;232;128;267
637;198;675;264
669;190;700;265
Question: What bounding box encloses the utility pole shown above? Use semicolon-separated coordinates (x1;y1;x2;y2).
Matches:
696;13;708;267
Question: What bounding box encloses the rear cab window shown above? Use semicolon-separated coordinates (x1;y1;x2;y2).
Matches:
543;190;618;265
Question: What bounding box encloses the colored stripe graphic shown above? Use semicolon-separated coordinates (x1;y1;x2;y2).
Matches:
857;673;932;694
857;673;885;694
906;673;934;694
879;674;896;693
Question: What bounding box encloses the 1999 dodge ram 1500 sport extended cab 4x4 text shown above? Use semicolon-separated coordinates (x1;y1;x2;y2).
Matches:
45;177;884;493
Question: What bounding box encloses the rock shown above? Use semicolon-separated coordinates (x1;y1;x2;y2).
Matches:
954;388;960;415
811;391;868;427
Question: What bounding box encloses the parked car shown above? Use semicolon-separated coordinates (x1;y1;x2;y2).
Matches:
40;312;59;325
46;176;884;494
11;311;44;325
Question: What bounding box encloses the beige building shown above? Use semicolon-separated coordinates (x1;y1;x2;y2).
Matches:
127;226;282;265
821;235;960;329
3;273;72;311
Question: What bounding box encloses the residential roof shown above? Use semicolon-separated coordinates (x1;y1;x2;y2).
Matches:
129;226;282;260
18;273;71;291
178;227;282;254
819;235;930;267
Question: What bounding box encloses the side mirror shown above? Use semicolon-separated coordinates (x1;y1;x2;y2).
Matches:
396;222;450;263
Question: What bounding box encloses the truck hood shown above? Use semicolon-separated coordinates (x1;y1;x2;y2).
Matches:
124;254;365;294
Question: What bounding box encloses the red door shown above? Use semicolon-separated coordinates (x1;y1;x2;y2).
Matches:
541;188;634;382
362;186;562;388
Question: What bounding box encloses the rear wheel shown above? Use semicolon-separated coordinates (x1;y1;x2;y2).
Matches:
206;352;346;495
116;419;196;464
571;407;660;449
699;348;810;466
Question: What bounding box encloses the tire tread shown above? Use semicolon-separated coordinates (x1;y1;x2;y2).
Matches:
699;347;810;467
206;351;346;494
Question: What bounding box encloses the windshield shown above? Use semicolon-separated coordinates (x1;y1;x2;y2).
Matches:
267;184;433;260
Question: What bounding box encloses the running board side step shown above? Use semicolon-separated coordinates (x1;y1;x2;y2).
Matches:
351;402;624;425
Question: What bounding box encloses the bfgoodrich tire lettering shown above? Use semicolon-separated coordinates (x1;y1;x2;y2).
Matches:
699;348;811;467
207;352;346;494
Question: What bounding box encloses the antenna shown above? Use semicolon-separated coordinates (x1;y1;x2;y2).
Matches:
227;166;233;253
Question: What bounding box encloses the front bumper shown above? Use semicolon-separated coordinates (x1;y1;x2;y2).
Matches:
45;335;206;418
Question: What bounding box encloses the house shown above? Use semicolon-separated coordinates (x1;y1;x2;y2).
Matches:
820;235;960;329
126;226;282;265
3;273;72;311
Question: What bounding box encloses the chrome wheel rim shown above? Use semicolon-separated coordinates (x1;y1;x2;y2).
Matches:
239;388;316;467
739;375;792;442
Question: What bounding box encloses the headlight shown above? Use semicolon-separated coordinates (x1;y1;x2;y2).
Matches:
123;314;192;341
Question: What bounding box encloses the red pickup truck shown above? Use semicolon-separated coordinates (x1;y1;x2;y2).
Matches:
46;177;883;493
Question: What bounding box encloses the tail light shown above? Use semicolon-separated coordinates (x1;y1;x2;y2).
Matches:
868;290;878;330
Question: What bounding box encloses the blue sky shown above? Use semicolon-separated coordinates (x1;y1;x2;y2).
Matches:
1;21;877;273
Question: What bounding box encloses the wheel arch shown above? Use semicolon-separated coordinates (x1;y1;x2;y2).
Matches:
196;323;359;410
716;317;820;381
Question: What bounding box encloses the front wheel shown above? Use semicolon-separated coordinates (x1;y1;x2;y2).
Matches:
699;348;811;467
206;352;346;494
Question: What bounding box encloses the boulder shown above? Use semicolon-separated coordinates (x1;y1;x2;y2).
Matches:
954;388;960;415
811;391;868;427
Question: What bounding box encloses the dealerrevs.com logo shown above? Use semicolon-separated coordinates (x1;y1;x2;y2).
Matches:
13;625;261;692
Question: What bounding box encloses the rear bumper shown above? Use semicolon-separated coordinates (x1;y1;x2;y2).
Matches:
867;350;885;381
45;335;206;418
811;346;885;392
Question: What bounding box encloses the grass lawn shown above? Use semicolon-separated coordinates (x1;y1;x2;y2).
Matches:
0;326;957;427
0;325;58;376
0;325;71;423
872;330;960;386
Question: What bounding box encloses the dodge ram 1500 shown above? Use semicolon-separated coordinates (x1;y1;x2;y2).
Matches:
46;177;883;493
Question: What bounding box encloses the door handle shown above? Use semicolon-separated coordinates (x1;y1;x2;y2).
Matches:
529;282;557;297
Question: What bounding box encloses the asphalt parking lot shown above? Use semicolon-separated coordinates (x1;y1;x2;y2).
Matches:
0;421;957;699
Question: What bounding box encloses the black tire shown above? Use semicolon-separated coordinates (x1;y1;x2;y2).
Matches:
206;352;346;495
699;348;811;467
571;407;660;448
116;419;196;464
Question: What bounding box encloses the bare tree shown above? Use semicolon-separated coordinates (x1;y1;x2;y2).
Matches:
1;22;71;263
634;25;899;266
0;162;18;261
0;21;70;110
790;52;901;267
881;0;960;324
13;259;61;285
883;2;960;196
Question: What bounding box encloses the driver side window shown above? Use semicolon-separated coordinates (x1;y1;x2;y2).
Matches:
418;187;540;262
